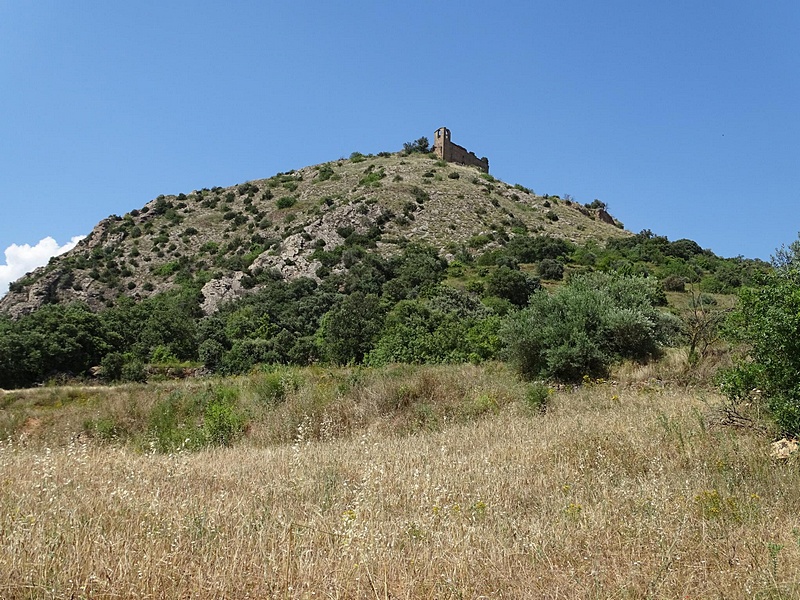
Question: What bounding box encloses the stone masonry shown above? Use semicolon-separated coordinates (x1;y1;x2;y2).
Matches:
432;127;489;172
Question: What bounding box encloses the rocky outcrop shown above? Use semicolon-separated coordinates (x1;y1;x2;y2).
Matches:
597;209;615;225
200;272;245;315
0;268;61;318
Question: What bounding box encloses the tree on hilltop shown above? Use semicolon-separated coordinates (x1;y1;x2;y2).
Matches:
403;137;430;154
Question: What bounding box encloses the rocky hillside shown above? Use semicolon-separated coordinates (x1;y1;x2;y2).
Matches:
0;151;627;317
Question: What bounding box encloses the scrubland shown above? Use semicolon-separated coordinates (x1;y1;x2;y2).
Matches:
1;362;799;599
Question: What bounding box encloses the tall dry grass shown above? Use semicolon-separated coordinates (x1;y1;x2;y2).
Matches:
2;370;799;598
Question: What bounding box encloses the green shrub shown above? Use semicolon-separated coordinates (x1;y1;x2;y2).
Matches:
147;391;205;452
538;258;564;281
465;280;484;295
151;345;179;365
367;288;501;366
319;292;384;365
276;196;297;209
121;359;147;383
100;352;125;382
350;152;366;163
316;163;335;182
410;187;429;204
505;235;573;263
523;382;550;413
153;261;180;277
249;372;286;406
468;235;492;249
689;293;717;307
662;275;686;292
146;386;248;451
204;388;247;447
699;275;727;294
84;417;125;442
198;339;225;371
359;166;386;187
501;272;676;382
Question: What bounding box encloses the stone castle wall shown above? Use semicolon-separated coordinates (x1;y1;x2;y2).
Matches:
433;127;489;172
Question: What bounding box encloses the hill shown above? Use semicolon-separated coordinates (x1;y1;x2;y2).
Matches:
0;150;626;317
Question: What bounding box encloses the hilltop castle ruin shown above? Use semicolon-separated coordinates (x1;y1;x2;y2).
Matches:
432;127;489;173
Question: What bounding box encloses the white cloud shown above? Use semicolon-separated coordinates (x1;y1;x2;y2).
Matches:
0;235;85;298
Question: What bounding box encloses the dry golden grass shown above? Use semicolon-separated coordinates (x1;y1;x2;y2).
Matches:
2;369;800;598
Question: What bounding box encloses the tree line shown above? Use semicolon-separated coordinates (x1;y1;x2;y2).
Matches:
4;230;786;434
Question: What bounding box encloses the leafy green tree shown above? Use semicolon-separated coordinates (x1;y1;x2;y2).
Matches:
367;300;439;364
136;291;200;361
666;238;704;260
720;249;800;433
402;137;430;154
485;267;541;307
195;276;336;372
319;292;384;364
0;319;42;388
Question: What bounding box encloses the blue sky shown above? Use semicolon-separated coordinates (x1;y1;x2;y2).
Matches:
1;1;798;292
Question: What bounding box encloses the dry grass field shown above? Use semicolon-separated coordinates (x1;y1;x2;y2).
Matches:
1;364;800;599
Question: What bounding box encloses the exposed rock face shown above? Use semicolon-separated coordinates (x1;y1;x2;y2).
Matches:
200;273;245;315
199;200;391;312
0;269;61;318
250;234;321;281
0;268;112;318
84;217;124;249
597;209;615;225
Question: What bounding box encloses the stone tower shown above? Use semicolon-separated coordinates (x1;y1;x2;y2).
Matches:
432;127;489;173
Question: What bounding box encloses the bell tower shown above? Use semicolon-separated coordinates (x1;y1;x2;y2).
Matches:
433;127;451;161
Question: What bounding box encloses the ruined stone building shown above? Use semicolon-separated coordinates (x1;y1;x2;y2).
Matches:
432;127;489;173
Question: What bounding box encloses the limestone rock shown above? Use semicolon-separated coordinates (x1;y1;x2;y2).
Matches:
201;273;245;315
770;438;798;460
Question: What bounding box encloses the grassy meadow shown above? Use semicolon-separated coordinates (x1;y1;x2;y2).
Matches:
1;361;800;599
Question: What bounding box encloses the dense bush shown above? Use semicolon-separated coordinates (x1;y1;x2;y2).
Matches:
501;273;677;382
538;258;564;280
505;235;573;263
276;196;297;209
662;274;687;292
0;304;111;387
720;255;800;434
382;244;447;302
367;288;502;366
485;267;540;307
